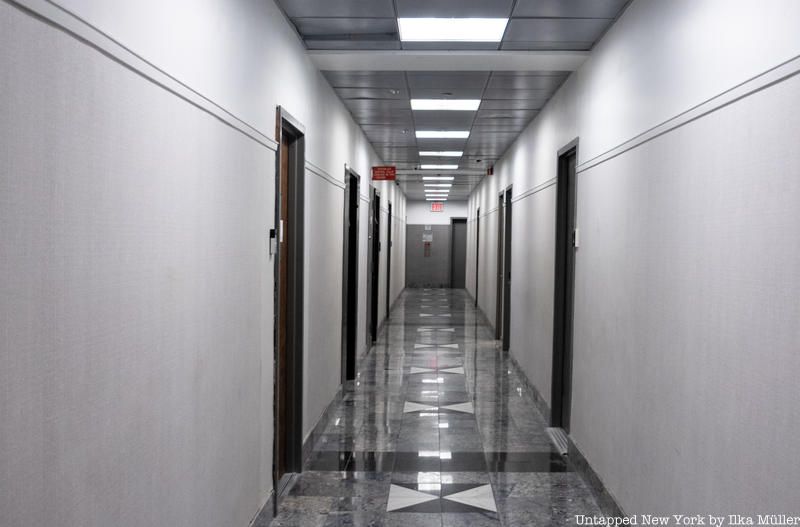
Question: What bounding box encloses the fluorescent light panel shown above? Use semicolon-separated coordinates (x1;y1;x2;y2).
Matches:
411;99;480;111
421;164;458;170
398;18;508;42
427;198;448;201
416;131;470;139
425;183;452;188
423;176;454;181
419;151;463;157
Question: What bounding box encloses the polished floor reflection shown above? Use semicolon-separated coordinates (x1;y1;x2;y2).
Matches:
266;289;603;526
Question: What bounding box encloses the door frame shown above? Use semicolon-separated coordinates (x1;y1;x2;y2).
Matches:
551;138;579;431
366;188;381;344
495;191;505;340
273;106;305;489
475;208;480;307
501;186;513;351
449;217;467;288
385;201;392;318
340;166;360;384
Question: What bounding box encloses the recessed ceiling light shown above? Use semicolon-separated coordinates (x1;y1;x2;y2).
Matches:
425;189;450;193
423;176;455;181
421;164;457;170
427;198;448;201
419;151;463;157
425;183;452;188
416;131;470;139
411;99;480;111
398;18;509;42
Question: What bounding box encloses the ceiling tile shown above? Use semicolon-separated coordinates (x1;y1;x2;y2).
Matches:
504;18;610;44
323;71;407;88
413;112;476;129
487;74;569;91
500;41;593;51
277;0;396;18
480;99;545;110
481;88;553;100
395;0;514;17
344;99;411;111
335;87;409;100
512;0;629;19
407;72;490;91
293;17;397;36
306;40;401;50
476;109;539;120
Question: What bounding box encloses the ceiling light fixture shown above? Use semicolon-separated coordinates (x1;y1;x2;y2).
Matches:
421;164;457;170
411;99;480;111
416;131;470;139
427;198;448;201
419;151;463;157
398;18;509;42
423;176;455;181
425;183;452;188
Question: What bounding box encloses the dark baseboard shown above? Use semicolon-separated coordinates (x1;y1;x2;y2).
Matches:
463;290;496;334
503;344;625;517
301;384;345;466
567;437;626;517
250;489;276;527
506;352;551;423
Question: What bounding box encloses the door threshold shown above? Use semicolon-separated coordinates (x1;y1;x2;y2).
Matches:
546;427;569;456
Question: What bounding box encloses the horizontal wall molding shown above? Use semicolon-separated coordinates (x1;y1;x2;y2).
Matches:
306;161;346;190
512;177;557;204
5;0;281;153
577;52;800;173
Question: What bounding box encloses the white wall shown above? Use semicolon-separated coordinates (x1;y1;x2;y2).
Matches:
467;0;800;515
407;200;468;225
0;1;405;526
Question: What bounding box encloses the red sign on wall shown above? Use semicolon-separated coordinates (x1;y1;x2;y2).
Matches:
430;202;444;212
372;166;396;181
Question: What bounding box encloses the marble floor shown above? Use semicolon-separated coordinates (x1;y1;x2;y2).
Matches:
265;289;604;526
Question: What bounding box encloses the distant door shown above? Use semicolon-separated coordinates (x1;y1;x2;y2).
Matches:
386;201;392;317
274;108;305;486
552;143;578;431
367;190;381;343
502;187;513;351
450;218;467;288
340;169;359;383
495;192;505;340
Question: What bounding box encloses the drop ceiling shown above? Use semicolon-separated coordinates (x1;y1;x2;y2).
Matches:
276;0;630;200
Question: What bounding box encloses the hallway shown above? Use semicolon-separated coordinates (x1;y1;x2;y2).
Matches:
264;289;602;526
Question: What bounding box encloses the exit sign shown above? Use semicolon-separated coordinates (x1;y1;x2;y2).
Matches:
431;202;444;212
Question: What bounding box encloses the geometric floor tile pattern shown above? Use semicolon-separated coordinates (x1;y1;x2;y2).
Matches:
264;289;605;526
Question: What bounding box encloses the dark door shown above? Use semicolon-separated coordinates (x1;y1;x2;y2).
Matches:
274;108;305;485
495;193;504;340
475;209;480;306
502;188;513;352
386;201;392;318
367;190;381;343
341;169;359;383
450;218;467;288
551;144;578;431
